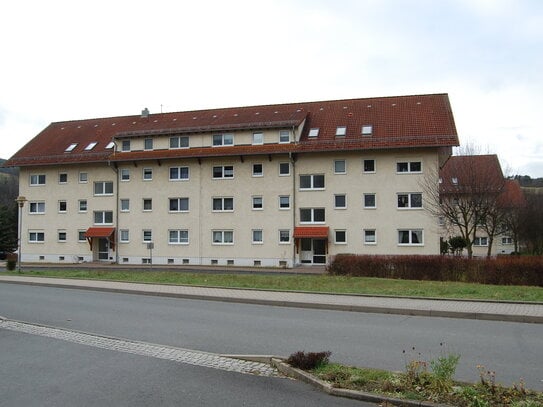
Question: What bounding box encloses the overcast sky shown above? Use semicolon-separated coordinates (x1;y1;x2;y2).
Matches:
1;0;542;176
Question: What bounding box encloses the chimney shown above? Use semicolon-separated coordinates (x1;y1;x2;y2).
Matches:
141;108;149;118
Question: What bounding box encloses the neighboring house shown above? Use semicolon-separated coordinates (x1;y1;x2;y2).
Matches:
5;94;459;267
439;155;525;256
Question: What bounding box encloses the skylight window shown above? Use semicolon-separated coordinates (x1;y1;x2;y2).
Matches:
361;125;373;136
452;177;458;185
105;142;115;149
336;126;347;136
308;128;319;138
84;142;98;151
65;143;78;152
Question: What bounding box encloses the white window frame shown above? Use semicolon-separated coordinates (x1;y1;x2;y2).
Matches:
57;230;67;242
120;199;130;212
144;138;153;150
120;168;130;181
169;197;189;212
58;173;68;184
79;172;88;183
252;132;264;145
120;229;130;243
361;125;373;136
94;211;113;225
334;194;347;209
169;229;189;245
279;162;290;176
474;236;489;246
169;136;189;149
252;229;263;244
29;230;45;243
363;159;376;173
252;163;263;177
300;208;325;224
78;199;88;213
335;126;347;137
334;229;347;244
121;140;131;152
212;133;234;146
212;230;234;245
142;198;152;212
279;195;290;210
334;160;346;174
142;168;153;181
397;193;423;209
212;197;234;212
299;174;325;190
30;174;46;186
169;166;189;181
363;193;376;209
94;181;114;196
397;161;422;174
308;128;319;138
213;165;234;179
364;229;376;245
398;229;424;246
279;229;291;244
78;230;86;242
29;201;45;214
58;200;67;213
252;196;263;210
143;229;153;243
501;236;513;245
279;130;290;143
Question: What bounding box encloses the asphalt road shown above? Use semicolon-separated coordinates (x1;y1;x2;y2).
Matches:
1;283;542;392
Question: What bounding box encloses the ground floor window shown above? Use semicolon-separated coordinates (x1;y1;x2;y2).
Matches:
213;230;233;244
398;229;423;245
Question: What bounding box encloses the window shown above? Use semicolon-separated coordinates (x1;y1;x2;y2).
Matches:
213;197;234;212
335;126;347;136
85;142;97;151
502;237;513;245
279;195;290;209
78;230;86;242
279;162;290;176
252;229;263;244
29;201;45;214
169;166;189;181
474;237;489;246
363;159;375;173
120;199;130;212
65;143;78;152
94;211;113;225
279;130;290;143
300;208;325;223
105;141;115;149
213;133;233;146
452;177;458;185
361;125;373;136
213;165;234;179
143;230;153;242
364;194;376;208
144;138;153;150
364;229;376;244
169;230;189;244
143;198;152;211
252;196;263;210
58;201;67;213
252;163;263;177
143;168;153;181
121;140;131;151
397;161;422;173
398;229;424;245
59;173;68;184
334;194;346;209
120;169;130;181
79;200;87;212
169;198;189;212
308;128;319;138
94;181;114;196
253;132;263;145
30;174;46;185
279;230;290;243
397;193;423;209
79;172;88;183
334;160;346;174
170;136;189;149
300;174;325;190
335;230;346;244
29;231;45;243
212;230;233;244
58;230;67;242
120;229;129;243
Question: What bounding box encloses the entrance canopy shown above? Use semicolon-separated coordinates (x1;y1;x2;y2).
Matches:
84;227;115;251
293;226;329;239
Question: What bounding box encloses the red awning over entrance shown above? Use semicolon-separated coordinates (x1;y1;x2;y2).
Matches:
293;226;329;239
84;227;115;238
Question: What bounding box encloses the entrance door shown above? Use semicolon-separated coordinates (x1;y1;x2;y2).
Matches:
300;238;312;263
98;238;109;261
312;239;327;264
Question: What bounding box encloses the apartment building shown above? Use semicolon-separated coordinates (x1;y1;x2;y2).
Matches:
6;94;459;267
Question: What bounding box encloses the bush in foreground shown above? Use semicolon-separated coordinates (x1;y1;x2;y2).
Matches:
287;351;331;370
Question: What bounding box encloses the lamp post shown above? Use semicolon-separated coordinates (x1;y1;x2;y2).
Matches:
15;196;27;273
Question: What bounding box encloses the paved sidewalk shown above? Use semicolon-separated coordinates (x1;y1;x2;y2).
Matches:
1;275;542;323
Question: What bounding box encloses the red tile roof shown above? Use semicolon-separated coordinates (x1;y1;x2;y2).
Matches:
84;227;115;238
293;227;330;238
5;94;459;167
498;179;526;209
440;155;505;194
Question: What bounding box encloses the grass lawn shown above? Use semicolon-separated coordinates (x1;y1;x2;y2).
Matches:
5;269;543;302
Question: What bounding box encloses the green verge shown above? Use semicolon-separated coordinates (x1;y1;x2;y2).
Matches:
5;269;543;302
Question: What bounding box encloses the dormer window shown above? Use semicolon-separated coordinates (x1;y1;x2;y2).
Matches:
308;128;319;138
84;142;97;151
335;126;347;137
121;140;131;151
65;143;78;152
213;133;234;146
361;125;373;136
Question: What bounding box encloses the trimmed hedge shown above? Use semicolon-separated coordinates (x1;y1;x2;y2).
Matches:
327;255;543;287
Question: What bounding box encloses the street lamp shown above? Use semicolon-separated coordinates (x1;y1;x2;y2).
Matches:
15;196;27;273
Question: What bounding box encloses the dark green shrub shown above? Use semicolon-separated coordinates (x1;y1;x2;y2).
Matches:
6;259;16;271
287;351;331;370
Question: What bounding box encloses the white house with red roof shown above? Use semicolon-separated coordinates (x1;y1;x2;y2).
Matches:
5;94;459;267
